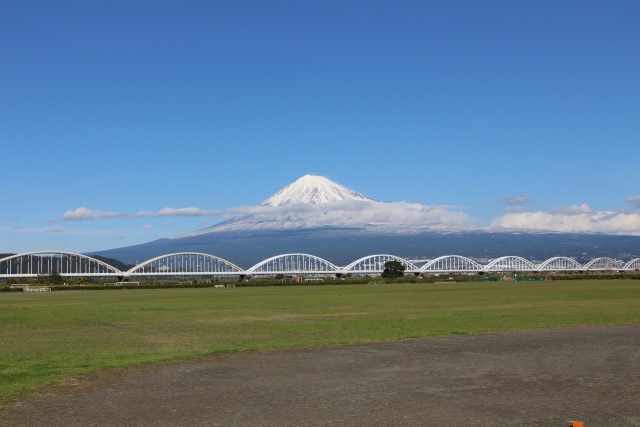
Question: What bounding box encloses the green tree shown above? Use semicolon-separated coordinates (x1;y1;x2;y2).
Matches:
37;271;65;285
381;260;405;279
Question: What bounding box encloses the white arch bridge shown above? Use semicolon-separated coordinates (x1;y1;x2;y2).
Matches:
1;252;639;280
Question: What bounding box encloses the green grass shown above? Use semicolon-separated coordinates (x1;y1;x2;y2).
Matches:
1;280;639;403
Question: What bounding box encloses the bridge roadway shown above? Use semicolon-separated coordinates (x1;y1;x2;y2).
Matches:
1;251;639;279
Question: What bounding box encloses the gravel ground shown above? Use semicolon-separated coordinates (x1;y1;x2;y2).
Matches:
2;325;639;426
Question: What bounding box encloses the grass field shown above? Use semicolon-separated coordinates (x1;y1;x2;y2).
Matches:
1;280;639;403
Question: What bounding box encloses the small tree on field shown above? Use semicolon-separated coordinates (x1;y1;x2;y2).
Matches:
37;271;64;285
381;260;405;279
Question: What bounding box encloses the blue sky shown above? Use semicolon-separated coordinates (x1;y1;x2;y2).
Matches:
2;0;639;254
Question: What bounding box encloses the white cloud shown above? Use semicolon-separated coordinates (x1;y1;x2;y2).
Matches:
55;199;640;237
55;202;475;230
499;194;529;205
502;206;530;214
141;224;152;229
491;203;640;235
57;206;222;222
134;207;221;218
626;196;640;208
182;200;480;236
60;207;124;221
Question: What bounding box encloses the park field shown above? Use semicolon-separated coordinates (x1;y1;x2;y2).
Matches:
1;280;639;404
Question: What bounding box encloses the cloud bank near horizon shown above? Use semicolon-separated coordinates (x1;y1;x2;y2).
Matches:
499;194;529;205
491;203;640;236
195;200;480;234
54;198;640;236
57;201;479;231
58;207;223;221
626;196;640;208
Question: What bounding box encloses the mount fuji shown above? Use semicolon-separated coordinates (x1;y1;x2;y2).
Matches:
179;175;383;237
260;174;373;206
180;174;475;237
93;175;640;267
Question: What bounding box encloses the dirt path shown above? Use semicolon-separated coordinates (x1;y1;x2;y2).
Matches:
2;325;639;426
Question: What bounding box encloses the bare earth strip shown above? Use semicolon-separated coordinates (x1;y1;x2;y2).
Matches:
2;325;639;426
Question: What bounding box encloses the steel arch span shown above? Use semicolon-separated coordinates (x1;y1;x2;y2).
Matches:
484;256;538;272
343;254;418;275
624;258;640;271
127;252;243;277
0;251;123;278
538;257;584;271
248;253;339;276
420;255;483;273
583;257;623;271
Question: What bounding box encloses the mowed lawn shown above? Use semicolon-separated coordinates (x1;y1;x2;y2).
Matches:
1;280;639;403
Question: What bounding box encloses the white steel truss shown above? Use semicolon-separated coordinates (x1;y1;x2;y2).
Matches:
537;257;584;271
420;255;483;273
624;258;640;270
343;254;418;275
582;257;623;271
2;251;640;279
127;252;243;277
247;253;339;276
0;251;122;278
484;256;538;272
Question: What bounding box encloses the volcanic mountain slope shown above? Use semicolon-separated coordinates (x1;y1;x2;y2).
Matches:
94;228;640;270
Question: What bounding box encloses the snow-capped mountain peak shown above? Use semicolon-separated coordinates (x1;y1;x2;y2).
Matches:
176;174;477;238
260;174;374;206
